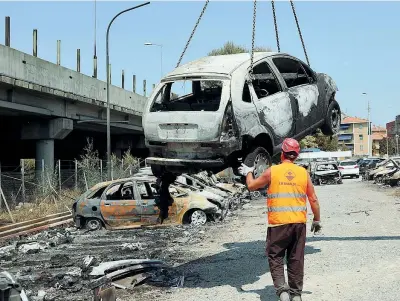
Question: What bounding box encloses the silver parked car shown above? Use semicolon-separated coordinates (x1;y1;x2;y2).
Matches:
143;52;340;177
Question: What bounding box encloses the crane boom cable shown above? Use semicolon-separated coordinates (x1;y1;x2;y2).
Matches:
271;0;280;52
248;0;257;80
289;0;310;66
176;0;210;68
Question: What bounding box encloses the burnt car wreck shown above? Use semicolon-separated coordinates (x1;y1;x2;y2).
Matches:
310;161;342;185
72;170;249;230
143;52;341;178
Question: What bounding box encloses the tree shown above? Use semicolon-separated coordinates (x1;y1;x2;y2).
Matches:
299;129;339;152
207;41;272;56
379;137;397;156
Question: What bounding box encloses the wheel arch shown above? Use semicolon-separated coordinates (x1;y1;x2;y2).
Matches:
242;133;274;156
182;208;208;224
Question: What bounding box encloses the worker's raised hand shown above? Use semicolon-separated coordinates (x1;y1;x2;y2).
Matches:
238;163;255;177
311;220;322;233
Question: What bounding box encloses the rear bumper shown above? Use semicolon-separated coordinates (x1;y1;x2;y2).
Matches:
146;157;225;168
340;169;359;176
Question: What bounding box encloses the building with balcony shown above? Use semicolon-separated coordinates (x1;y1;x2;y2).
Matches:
338;116;370;156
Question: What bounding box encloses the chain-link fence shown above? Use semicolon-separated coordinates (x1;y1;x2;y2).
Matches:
0;157;145;209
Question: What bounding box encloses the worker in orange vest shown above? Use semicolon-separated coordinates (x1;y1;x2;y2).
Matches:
239;138;321;301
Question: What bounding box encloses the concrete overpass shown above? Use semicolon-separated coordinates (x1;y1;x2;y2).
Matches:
0;44;149;170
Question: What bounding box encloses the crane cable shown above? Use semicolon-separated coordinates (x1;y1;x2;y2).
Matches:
176;0;210;68
271;0;280;52
248;0;257;81
289;0;310;66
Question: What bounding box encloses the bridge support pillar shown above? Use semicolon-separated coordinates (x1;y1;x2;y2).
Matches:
21;118;73;174
36;139;54;172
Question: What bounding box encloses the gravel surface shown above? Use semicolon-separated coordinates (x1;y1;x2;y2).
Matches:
1;179;399;300
131;179;400;301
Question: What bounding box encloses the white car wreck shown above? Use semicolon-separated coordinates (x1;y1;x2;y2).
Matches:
143;52;340;177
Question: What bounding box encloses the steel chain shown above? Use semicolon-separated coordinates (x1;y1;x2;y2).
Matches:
248;0;257;81
176;0;210;68
271;0;280;52
290;0;310;66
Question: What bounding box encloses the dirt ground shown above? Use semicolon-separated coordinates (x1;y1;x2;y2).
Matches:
126;179;400;301
1;179;399;301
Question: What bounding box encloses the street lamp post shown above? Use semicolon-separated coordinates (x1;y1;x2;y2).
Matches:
106;2;150;180
144;42;163;79
362;92;371;157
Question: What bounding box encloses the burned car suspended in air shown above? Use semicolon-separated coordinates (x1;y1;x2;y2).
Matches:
143;52;340;178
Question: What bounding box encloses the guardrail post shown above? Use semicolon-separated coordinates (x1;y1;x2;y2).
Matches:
77;49;81;72
5;17;10;47
33;29;38;57
132;75;136;93
57;40;61;65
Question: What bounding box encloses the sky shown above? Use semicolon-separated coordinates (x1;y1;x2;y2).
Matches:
0;1;399;126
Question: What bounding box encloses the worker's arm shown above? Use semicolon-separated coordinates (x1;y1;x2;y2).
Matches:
246;168;271;191
306;173;320;221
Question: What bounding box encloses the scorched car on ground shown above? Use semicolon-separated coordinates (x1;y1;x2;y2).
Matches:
310;161;342;185
72;176;224;230
143;52;341;178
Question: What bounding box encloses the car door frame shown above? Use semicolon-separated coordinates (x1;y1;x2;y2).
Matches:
99;180;142;228
268;54;320;139
245;57;297;146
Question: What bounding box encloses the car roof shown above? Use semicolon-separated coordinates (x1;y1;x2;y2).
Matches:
89;176;157;190
163;52;281;79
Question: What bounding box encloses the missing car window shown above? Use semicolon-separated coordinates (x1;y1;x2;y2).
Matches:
150;79;225;112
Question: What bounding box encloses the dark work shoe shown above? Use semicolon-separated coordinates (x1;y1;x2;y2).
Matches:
279;292;290;301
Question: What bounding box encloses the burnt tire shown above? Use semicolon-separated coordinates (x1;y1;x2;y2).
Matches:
321;100;341;136
85;218;102;231
243;147;272;179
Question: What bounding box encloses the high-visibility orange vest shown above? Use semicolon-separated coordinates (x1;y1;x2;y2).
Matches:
267;161;308;225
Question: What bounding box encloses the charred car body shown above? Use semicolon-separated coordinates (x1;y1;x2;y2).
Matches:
310;161;342;185
72;176;227;230
143;52;340;178
371;157;400;185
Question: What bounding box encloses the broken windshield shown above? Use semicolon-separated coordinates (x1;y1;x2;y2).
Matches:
150;79;225;112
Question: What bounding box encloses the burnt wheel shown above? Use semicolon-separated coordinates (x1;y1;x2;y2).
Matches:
244;147;272;179
189;210;207;226
321;100;341;136
85;218;102;231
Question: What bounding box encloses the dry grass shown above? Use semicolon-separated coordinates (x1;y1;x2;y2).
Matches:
0;189;80;224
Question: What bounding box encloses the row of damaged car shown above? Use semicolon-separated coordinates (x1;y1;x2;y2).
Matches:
362;157;400;186
71;167;249;231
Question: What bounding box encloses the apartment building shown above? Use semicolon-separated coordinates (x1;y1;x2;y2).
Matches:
386;115;400;137
371;125;387;156
338;116;370;156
